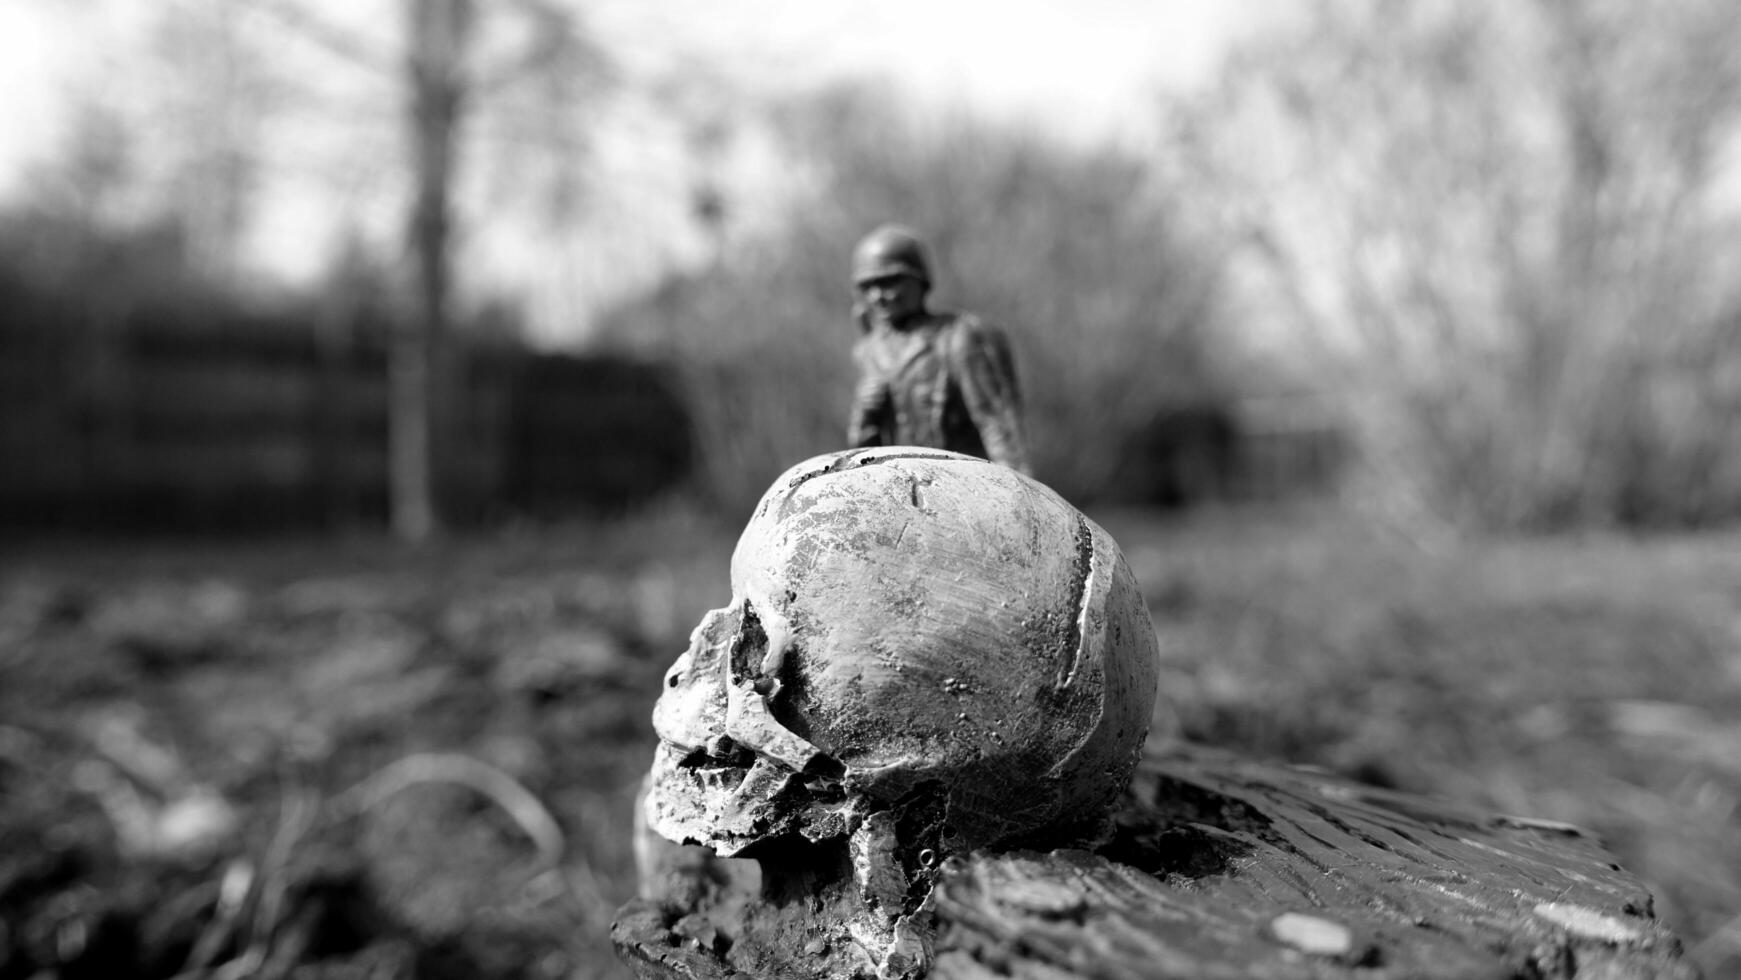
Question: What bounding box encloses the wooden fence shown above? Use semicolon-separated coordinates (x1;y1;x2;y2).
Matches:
0;310;692;532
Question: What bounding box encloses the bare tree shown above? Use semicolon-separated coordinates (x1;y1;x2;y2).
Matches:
394;0;472;542
1192;0;1741;528
241;0;603;541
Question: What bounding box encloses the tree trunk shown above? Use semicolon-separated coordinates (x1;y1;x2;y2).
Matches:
392;0;471;542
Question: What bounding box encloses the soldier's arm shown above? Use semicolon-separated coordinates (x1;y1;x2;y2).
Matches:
952;318;1033;475
847;344;891;448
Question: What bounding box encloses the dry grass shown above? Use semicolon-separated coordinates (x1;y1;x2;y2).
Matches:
3;502;1739;977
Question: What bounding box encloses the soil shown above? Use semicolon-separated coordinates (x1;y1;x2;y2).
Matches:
6;503;1741;978
1;518;735;980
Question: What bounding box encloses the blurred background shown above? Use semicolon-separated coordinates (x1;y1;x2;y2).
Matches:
4;0;1741;977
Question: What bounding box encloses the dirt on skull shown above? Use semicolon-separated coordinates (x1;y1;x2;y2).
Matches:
642;448;1163;978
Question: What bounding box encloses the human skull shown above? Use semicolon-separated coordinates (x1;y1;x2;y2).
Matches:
644;448;1161;878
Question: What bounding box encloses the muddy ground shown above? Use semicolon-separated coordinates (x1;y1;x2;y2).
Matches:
4;504;1740;978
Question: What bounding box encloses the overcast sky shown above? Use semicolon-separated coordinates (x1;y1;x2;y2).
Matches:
0;0;1287;184
587;0;1285;132
0;0;1287;337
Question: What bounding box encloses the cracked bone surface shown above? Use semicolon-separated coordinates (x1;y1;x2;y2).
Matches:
642;448;1162;977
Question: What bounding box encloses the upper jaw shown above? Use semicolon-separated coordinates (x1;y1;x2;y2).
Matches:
645;741;858;857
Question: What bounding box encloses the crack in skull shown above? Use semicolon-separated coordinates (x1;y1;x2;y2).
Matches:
642;448;1163;979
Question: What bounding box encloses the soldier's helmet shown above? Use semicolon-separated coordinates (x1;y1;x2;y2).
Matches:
852;224;932;287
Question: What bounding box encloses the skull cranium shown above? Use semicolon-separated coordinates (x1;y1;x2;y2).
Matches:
642;448;1162;973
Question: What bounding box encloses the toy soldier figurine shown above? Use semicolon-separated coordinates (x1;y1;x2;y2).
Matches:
846;224;1033;475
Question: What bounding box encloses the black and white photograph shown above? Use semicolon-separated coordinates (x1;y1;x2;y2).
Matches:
2;2;1738;977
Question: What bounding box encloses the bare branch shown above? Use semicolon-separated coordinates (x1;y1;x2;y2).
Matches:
245;0;393;73
472;0;614;97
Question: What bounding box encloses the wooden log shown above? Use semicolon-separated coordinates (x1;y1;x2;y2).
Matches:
614;741;1696;980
